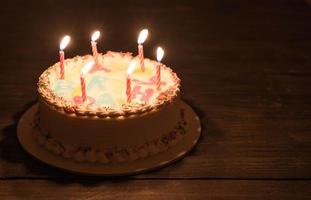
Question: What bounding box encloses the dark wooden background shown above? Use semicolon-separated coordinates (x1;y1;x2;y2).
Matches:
1;0;311;199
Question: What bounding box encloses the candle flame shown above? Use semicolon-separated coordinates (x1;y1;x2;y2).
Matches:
60;35;70;50
127;61;136;75
156;47;164;62
91;31;100;42
81;61;95;75
137;29;148;44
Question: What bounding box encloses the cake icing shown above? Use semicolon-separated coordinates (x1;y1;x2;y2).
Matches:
38;51;180;116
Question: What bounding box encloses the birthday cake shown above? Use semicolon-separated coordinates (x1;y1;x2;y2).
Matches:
35;51;189;163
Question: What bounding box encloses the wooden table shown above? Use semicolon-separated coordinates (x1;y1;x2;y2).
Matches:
1;0;311;199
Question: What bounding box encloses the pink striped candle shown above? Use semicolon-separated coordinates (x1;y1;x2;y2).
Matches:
80;61;94;102
80;76;86;102
91;31;100;64
156;63;161;91
156;47;164;90
59;50;65;79
126;76;131;103
126;61;137;103
91;41;98;57
138;44;144;72
137;29;148;72
59;35;70;79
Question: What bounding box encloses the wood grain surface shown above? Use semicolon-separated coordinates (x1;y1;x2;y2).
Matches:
1;180;311;200
0;0;310;199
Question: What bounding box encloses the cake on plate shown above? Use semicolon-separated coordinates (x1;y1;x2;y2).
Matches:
35;51;188;163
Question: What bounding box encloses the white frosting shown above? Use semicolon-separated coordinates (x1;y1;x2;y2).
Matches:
47;52;176;109
34;111;187;164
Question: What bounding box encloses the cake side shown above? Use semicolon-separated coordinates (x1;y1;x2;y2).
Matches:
35;105;188;163
38;95;182;149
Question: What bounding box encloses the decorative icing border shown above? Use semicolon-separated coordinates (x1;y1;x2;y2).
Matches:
33;109;187;163
37;51;181;118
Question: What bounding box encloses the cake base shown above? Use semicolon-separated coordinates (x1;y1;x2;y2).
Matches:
17;101;201;176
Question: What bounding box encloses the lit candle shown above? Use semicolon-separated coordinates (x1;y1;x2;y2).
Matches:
91;31;100;64
156;47;164;90
59;35;70;79
126;61;136;103
80;61;94;102
137;29;148;72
